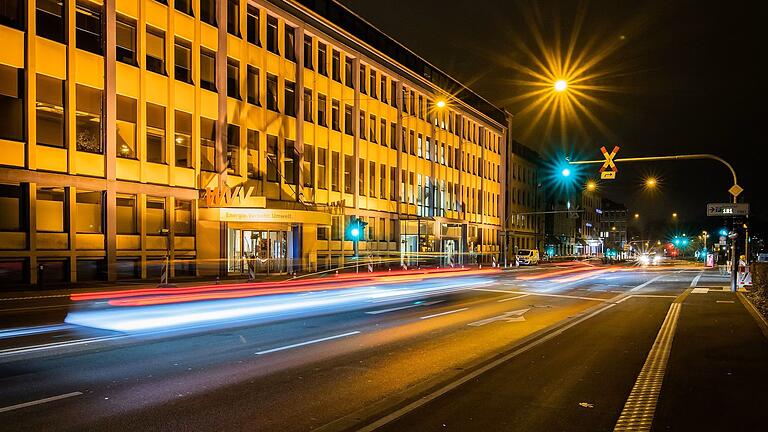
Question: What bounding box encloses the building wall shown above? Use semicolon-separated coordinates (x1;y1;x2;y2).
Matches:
0;0;506;286
504;141;542;260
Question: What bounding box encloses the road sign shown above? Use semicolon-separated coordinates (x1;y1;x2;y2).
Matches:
728;184;743;198
719;235;727;245
601;171;616;179
598;146;619;178
707;203;749;217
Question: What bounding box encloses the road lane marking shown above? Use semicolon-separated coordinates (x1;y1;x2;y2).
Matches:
691;288;709;294
0;294;70;302
690;271;704;287
419;308;469;320
0;324;74;340
0;335;129;358
614;303;681;432
365;301;443;315
255;331;361;355
628;274;666;292
0;391;82;413
354;302;618;432
468;309;530;326
716;300;735;304
474;288;612;303
498;294;530;302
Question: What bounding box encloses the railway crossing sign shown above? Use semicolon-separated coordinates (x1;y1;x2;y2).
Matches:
599;146;619;179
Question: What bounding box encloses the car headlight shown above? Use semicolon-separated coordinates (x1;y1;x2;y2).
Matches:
639;256;650;264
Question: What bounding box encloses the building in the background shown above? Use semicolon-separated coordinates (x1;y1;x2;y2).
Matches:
601;199;628;258
503;140;543;262
577;188;603;256
0;0;507;287
544;196;578;257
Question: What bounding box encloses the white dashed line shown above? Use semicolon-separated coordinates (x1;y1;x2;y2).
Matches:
419;308;469;320
498;294;530;302
255;331;361;355
0;392;82;413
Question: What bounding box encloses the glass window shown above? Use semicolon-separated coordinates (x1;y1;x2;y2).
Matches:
359;111;366;139
200;49;216;91
390;122;396;149
332;50;340;81
227;58;240;99
174;200;192;235
317;42;328;75
317;147;327;190
390;80;397;108
175;0;193;16
369;161;375;197
76;190;102;233
200;0;216;26
247;129;260;179
174;38;192;83
77;258;107;281
0;65;24;142
116;16;136;65
284;139;297;185
380;118;386;145
380;164;386;199
380;75;387;103
116;194;137;234
227;124;240;175
75;1;102;55
37;0;65;43
317;94;327;127
146;28;166;74
247;65;260;105
344;57;354;88
200;117;215;171
75;85;102;153
344;105;353;135
331;151;340;192
284;80;296;117
36;187;65;232
0;0;24;29
266;134;278;182
116;95;136;159
370;114;376;143
146;196;166;234
285;25;296;61
266;74;278;111
0;184;22;231
303;35;313;69
390;167;396;200
303;144;314;188
331;216;340;240
266;15;278;54
303;88;313;122
370;69;377;98
331;99;340;131
344;155;353;194
146;103;166;163
247;5;260;45
359;64;366;94
227;0;240;36
36;74;65;149
174;110;192;168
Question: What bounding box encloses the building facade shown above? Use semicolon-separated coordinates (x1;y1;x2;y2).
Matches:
503;140;543;261
0;0;507;286
577;189;603;256
600;198;628;257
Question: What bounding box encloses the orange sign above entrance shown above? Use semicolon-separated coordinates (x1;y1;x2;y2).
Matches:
201;185;267;208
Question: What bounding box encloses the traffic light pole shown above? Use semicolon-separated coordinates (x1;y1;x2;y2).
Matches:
569;153;741;291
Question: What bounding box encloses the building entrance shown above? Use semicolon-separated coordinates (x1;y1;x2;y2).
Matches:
228;229;288;275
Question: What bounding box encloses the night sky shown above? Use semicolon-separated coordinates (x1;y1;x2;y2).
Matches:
339;0;764;239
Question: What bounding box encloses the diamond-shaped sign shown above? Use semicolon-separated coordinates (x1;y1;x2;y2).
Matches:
729;184;743;197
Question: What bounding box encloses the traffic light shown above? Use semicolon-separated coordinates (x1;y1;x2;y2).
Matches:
719;228;728;236
345;217;367;241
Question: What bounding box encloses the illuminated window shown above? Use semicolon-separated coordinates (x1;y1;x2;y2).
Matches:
370;69;377;98
75;85;102;153
200;117;215;171
116;16;137;65
0;184;22;231
331;151;340;192
344;105;353;135
174;200;193;235
146;196;166;234
247;129;260;179
146;103;166;164
317;147;327;190
317;93;327;126
36;187;66;233
174;38;192;83
146;27;166;75
247;66;260;105
227;124;239;175
331;99;340;131
284;139;297;185
174;110;192;168
266;135;278;182
303;88;313;122
36;75;65;149
116;194;137;234
344;155;353;194
303;144;314;188
116;96;136;159
0;65;24;142
76;190;103;233
200;49;216;91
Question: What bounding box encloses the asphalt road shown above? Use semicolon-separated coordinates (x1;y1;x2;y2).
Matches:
0;265;766;431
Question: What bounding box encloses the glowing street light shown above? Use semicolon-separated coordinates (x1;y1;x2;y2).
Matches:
586;180;596;191
435;99;447;109
672;212;678;218
634;213;640;219
561;168;571;177
645;177;657;188
554;79;568;92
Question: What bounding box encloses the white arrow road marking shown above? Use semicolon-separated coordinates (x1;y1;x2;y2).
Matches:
468;309;531;327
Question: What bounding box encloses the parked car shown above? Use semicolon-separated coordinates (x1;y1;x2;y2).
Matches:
516;249;540;265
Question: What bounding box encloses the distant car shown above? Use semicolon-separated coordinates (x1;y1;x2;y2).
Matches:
638;253;662;266
757;253;768;263
516;249;540;265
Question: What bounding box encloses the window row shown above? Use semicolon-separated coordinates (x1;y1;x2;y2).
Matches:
0;184;194;236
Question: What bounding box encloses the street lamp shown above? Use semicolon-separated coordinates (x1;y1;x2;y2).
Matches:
561;168;571;177
645;177;657;188
435;99;447;109
554;79;568;92
586;180;596;191
634;213;640;219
